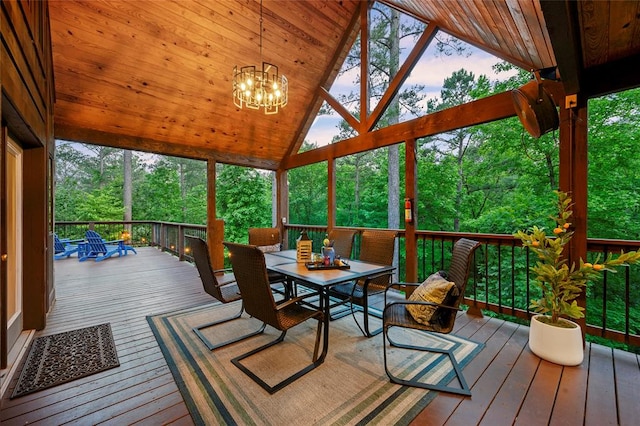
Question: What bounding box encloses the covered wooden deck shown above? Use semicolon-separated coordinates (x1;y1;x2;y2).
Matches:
1;247;637;425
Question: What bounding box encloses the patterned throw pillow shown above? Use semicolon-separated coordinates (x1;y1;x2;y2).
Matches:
257;243;281;253
406;272;455;325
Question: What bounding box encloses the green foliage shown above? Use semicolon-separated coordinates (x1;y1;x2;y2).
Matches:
215;164;272;243
288;151;328;225
514;191;640;324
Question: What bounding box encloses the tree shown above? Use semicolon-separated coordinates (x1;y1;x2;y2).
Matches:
216;164;272;243
321;5;426;230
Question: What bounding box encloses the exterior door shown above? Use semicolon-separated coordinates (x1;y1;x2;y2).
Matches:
5;136;23;358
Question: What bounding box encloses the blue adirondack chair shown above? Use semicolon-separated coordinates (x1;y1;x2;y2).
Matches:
79;230;137;262
54;234;82;259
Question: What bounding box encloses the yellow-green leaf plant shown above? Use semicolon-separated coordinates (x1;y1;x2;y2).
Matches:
514;190;640;326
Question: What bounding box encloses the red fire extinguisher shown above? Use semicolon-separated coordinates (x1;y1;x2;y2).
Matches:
404;198;413;223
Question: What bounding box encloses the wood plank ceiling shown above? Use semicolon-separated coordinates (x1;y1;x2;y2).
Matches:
49;1;640;171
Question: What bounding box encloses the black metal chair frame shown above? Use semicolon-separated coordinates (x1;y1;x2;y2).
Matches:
382;238;481;396
186;236;266;351
224;241;326;394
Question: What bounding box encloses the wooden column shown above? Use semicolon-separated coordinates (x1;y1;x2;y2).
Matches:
22;146;48;331
327;158;336;231
206;159;223;270
275;168;289;247
559;95;588;336
404;138;418;286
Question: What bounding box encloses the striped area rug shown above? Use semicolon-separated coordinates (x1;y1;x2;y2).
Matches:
147;302;483;425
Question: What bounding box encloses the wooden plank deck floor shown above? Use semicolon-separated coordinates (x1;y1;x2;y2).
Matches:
1;247;638;425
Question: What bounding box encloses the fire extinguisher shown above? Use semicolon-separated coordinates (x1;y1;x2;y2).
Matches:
404;198;413;223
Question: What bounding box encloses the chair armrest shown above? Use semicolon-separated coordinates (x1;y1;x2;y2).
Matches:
275;292;321;310
62;238;85;244
384;299;461;313
361;270;394;290
385;281;420;291
214;272;237;287
384;282;420;303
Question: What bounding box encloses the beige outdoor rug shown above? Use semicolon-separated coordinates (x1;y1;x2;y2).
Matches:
147;301;483;425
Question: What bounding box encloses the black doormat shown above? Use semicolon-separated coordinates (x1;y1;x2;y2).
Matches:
11;323;120;398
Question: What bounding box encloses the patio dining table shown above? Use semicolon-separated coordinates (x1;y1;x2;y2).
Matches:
264;249;395;361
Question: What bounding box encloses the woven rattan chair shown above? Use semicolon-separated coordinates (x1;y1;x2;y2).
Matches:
224;241;325;394
329;230;397;337
248;227;289;294
187;236;266;351
328;229;357;259
382;238;481;396
248;227;281;247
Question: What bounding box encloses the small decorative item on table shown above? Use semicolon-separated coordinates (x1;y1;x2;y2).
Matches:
321;234;335;265
296;231;313;263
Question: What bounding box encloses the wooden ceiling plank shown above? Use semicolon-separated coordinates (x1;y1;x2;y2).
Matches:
401;0;535;70
51;0;332;96
505;0;540;67
186;0;344;66
632;1;640;51
530;0;558;68
286;1;362;160
461;0;502;49
491;0;534;66
579;0;610;68
607;0;640;60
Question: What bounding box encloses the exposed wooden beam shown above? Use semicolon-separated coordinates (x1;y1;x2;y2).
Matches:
404;138;418;284
360;1;370;134
583;54;640;98
54;124;280;170
540;0;583;95
283;90;516;169
320;87;360;132
367;25;437;131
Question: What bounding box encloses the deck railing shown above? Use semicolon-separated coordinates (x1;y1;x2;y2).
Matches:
54;221;640;349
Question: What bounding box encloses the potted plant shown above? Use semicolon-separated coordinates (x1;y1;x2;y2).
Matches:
514;190;640;365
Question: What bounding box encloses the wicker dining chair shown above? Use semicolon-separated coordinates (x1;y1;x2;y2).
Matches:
382;238;481;396
328;229;357;259
248;227;281;248
329;230;397;337
248;227;289;292
186;236;266;350
224;242;325;394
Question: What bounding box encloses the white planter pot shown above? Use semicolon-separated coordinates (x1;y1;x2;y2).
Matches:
528;314;584;366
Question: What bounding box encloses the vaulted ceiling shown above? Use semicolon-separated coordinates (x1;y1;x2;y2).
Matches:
49;0;640;170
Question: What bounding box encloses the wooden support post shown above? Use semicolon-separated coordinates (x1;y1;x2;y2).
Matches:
328;157;336;233
206;159;221;268
275;169;289;248
559;94;588;340
405;138;418;289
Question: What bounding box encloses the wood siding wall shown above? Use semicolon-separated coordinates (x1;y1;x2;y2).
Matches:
1;0;55;342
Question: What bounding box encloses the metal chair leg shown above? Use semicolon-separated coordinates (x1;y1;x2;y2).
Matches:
231;318;325;394
192;302;266;351
383;326;471;396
